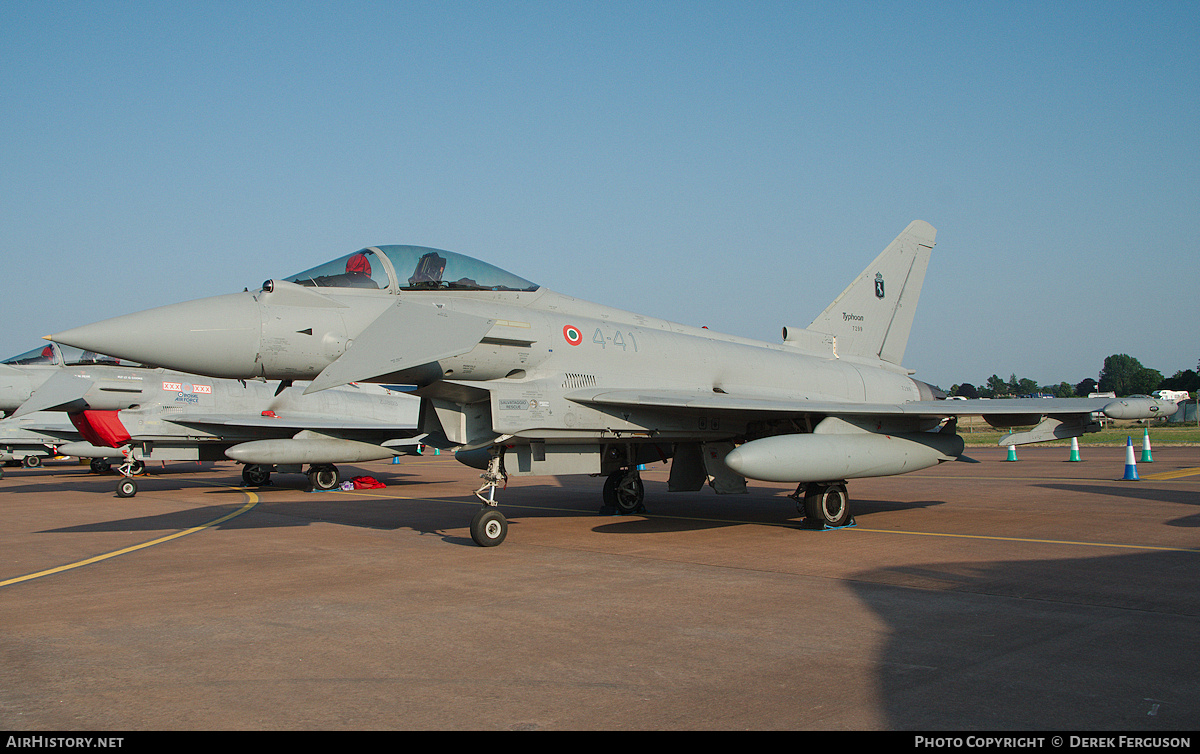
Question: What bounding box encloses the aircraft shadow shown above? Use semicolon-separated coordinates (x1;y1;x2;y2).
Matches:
33;473;948;547
1037;483;1200;527
588;496;946;536
3;464;427;499
40;489;488;540
577;475;948;536
849;549;1200;729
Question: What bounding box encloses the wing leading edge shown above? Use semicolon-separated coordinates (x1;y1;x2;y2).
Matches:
567;389;1176;422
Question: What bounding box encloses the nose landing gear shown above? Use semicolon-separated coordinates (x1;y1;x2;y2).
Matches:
470;448;509;547
113;452;145;497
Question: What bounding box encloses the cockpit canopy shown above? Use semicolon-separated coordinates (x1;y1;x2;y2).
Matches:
3;343;139;368
284;245;539;293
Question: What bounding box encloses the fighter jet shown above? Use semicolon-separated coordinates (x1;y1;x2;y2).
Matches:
1;342;422;496
0;412;88;474
48;222;1176;543
0;344;133;473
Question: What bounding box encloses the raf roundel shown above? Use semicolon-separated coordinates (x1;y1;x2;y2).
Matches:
563;325;583;346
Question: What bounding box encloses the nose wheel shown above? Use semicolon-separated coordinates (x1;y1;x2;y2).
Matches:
470;507;508;547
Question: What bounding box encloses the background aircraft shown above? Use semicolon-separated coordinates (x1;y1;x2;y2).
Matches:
0;412;95;475
1;342;422;496
1;344;131;474
48;222;1175;542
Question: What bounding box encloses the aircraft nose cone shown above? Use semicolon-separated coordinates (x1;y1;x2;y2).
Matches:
49;292;263;379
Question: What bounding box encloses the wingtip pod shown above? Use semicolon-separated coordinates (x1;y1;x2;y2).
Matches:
1103;398;1178;420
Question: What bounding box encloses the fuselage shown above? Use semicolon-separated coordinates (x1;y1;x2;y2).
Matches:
47;243;935;448
241;284;933;447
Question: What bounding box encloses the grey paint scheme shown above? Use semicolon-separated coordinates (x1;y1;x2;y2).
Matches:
48;222;1176;500
0;412;83;465
1;350;421;475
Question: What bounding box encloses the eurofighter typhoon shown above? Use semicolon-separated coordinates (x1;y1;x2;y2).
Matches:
49;222;1176;544
1;342;421;496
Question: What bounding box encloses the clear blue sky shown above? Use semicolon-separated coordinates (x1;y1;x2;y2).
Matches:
3;1;1197;390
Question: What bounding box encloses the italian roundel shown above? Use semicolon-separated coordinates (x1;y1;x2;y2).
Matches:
563;324;583;346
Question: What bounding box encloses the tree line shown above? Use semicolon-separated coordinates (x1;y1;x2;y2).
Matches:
948;354;1199;399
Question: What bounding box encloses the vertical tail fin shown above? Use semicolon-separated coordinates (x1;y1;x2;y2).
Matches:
807;220;935;365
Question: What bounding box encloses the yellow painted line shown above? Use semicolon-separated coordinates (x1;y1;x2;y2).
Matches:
849;526;1200;553
1141;467;1200;481
0;489;259;589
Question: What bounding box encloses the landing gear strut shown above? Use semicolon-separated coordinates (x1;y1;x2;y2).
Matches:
470;448;508;547
114;453;145;497
791;481;853;529
116;458;144;478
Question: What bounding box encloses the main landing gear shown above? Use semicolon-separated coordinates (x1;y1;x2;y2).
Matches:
237;463;340;490
601;467;645;515
789;481;853;529
241;464;271;487
470;449;508;547
462;445;649;547
307;464;340;491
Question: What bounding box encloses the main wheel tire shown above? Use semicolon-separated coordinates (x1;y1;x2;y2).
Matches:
804;483;851;528
603;470;645;514
242;464;271;486
23;455;41;468
309;465;340;490
90;458;111;474
116;478;138;498
470;507;508;547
